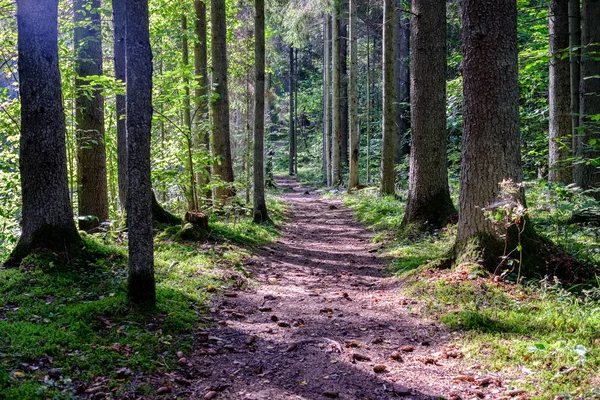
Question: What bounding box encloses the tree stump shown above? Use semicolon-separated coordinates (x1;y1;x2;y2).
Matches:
175;211;209;242
184;211;209;230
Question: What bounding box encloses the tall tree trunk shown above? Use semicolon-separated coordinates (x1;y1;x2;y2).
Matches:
126;0;155;308
211;0;235;203
7;0;80;266
323;15;332;186
332;7;342;185
348;0;359;190
75;0;108;232
113;0;127;214
569;0;581;166
456;0;525;268
366;27;371;184
380;0;396;195
294;48;299;175
575;0;600;192
288;46;296;176
340;0;349;169
253;0;269;223
194;0;211;202
402;0;455;230
394;0;411;163
182;15;197;210
549;0;573;183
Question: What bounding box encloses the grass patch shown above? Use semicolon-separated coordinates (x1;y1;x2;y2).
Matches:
342;183;600;398
0;197;284;399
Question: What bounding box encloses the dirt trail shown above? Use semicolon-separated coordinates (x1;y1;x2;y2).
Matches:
188;178;471;399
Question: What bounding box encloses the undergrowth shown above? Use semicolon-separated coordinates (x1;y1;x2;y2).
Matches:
0;196;284;399
342;182;600;399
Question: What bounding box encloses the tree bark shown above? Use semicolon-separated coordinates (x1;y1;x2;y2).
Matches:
402;0;455;230
456;0;526;269
366;28;371;184
75;0;108;232
210;0;235;203
253;0;269;223
289;46;296;176
340;0;349;169
126;0;155;308
332;7;342;185
380;0;396;195
113;0;127;214
194;0;211;202
6;0;81;266
549;0;573;184
575;0;600;192
394;0;411;163
323;15;332;186
569;0;581;161
348;0;359;190
182;15;197;210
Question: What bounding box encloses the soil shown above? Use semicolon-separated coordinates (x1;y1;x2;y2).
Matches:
182;178;476;399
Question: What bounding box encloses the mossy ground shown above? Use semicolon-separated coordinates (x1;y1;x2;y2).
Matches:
341;181;600;399
0;197;285;399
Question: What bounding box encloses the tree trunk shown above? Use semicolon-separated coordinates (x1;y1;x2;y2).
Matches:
456;0;526;269
323;15;330;185
348;0;359;190
194;0;211;202
182;15;197;210
332;7;342;185
394;0;411;163
126;0;155;308
575;0;600;192
366;28;371;184
210;0;235;203
340;0;349;169
75;0;108;232
113;0;127;214
402;0;455;230
549;0;573;184
253;0;269;223
6;0;81;266
380;0;396;195
570;0;581;162
288;46;296;176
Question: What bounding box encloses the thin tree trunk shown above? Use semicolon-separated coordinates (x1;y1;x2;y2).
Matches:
288;46;295;176
245;71;252;205
7;0;80;266
575;0;600;192
380;0;395;195
113;0;127;214
332;7;342;185
211;0;235;203
75;0;108;232
294;48;299;175
182;15;197;210
340;0;349;169
394;0;411;163
366;27;371;185
322;15;330;184
253;0;269;223
348;0;359;190
570;0;581;164
402;0;455;230
125;0;155;308
549;0;573;183
194;0;210;202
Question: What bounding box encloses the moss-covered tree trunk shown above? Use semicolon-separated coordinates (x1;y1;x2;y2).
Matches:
402;0;455;231
6;0;81;267
125;0;155;308
549;0;573;184
380;0;396;195
210;0;235;204
75;0;108;232
575;0;600;193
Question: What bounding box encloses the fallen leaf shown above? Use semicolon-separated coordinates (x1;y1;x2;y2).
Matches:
373;365;388;373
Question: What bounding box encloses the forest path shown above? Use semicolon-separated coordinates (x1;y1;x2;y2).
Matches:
188;177;471;399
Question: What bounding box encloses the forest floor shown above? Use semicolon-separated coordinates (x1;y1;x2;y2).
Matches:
178;177;478;400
